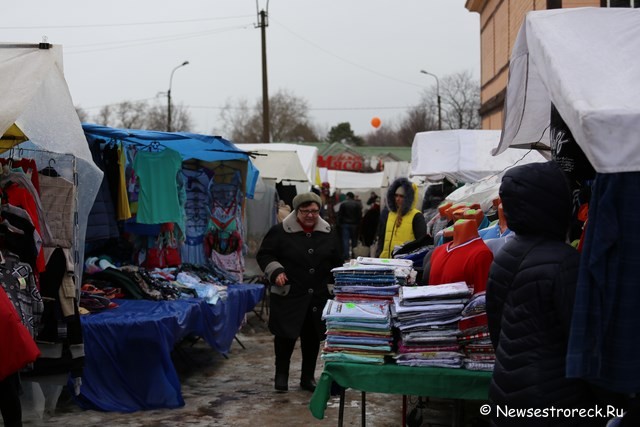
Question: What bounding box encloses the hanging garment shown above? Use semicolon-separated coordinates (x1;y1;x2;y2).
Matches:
133;148;183;224
0;287;40;380
0;251;43;338
207;170;245;278
180;168;211;265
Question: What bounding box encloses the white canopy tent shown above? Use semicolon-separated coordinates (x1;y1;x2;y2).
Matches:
0;43;102;287
326;169;384;202
411;129;546;183
494;8;640;174
239;149;308;183
235;143;318;184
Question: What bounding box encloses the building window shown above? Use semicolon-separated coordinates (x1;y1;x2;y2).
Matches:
602;0;639;7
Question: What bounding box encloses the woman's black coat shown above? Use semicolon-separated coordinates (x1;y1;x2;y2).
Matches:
256;211;343;339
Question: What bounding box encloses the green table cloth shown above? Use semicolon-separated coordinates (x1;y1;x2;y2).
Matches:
309;362;492;419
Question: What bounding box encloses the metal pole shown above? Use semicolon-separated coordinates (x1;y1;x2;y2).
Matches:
167;60;189;132
420;69;442;130
259;9;270;143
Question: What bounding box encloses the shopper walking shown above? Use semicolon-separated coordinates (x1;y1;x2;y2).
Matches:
257;192;343;392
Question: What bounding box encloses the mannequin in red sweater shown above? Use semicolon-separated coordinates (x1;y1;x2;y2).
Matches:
427;219;494;294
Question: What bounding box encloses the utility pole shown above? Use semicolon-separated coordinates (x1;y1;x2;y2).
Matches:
256;2;270;143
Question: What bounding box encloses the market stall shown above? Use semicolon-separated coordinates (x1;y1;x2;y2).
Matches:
494;7;640;397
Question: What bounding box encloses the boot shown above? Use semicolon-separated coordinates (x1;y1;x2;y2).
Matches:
275;372;288;392
275;358;290;392
300;359;317;392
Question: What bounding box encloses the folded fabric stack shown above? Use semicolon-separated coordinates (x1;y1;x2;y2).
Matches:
356;256;416;286
321;299;393;364
458;291;494;371
392;282;471;368
331;264;400;304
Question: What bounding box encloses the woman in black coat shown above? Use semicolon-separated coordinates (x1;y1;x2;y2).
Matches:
486;161;603;426
257;192;343;393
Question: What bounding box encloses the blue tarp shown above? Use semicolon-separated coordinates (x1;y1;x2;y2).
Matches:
75;284;264;412
82;123;259;199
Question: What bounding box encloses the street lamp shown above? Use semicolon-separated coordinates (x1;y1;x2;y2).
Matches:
420;69;442;130
167;60;189;132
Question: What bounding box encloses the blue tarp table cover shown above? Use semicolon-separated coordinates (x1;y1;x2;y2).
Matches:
76;283;264;412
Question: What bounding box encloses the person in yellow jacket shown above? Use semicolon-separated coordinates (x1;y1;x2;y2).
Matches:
375;177;426;258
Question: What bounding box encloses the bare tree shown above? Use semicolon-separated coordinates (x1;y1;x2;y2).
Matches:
146;103;193;132
363;124;401;146
219;89;319;143
422;70;480;130
91;100;193;132
75;106;90;123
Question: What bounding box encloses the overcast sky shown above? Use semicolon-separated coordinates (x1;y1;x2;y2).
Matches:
2;0;480;139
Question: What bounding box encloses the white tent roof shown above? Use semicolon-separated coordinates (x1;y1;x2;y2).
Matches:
239;149;308;183
235;143;318;184
410;129;546;183
494;8;640;173
0;43;102;287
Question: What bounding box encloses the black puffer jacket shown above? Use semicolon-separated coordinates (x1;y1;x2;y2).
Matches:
486;161;600;426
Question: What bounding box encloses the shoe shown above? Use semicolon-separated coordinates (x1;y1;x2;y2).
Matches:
299;378;317;392
275;373;288;392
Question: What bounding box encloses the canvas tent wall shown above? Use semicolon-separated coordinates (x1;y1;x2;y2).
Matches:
0;42;103;287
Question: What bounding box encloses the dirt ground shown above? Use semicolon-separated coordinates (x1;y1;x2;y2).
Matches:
20;304;489;427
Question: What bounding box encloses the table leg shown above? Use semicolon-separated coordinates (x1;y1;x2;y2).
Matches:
361;391;366;427
402;395;407;427
338;387;345;427
452;399;463;427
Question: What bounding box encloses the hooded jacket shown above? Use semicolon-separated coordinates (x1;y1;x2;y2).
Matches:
375;178;426;258
486;161;599;426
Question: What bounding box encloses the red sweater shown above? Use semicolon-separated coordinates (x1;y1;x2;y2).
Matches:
428;237;493;294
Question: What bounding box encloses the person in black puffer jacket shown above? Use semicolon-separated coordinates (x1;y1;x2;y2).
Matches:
486;161;604;427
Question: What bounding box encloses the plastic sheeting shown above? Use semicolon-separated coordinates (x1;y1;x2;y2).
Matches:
0;43;103;289
411;129;546;183
76;284;264;412
495;8;640;173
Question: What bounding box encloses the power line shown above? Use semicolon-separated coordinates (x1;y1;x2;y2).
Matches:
271;17;424;89
0;15;254;30
64;25;250;54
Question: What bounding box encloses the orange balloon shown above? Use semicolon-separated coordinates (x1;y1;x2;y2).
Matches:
371;117;381;128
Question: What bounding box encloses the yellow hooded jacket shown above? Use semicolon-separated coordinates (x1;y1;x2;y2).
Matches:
379;182;421;258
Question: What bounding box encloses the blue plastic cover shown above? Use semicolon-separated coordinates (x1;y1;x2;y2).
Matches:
75;284;264;412
82;123;259;199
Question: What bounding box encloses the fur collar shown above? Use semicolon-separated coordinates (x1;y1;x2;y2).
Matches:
282;211;332;233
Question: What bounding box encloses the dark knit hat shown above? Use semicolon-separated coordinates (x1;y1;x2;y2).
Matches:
292;192;322;211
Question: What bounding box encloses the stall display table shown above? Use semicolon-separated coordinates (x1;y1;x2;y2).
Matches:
76;283;264;412
309;362;492;426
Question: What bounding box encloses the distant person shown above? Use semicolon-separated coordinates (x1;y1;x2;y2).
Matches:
486;161;603;426
375;177;426;258
360;196;380;256
366;191;378;206
256;192;342;393
337;192;362;260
